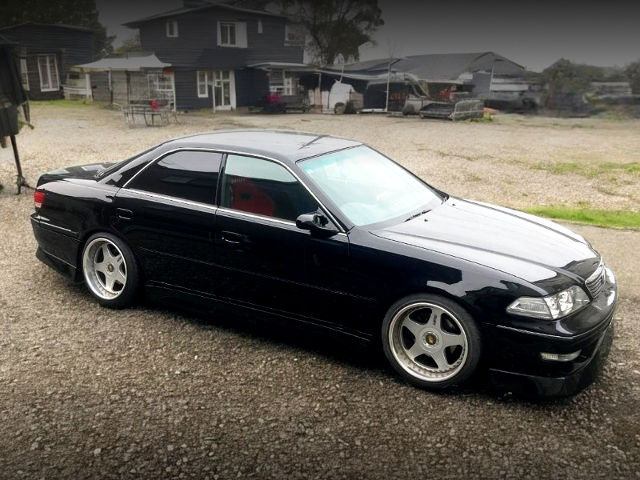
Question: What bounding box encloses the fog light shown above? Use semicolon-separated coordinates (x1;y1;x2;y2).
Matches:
540;350;581;362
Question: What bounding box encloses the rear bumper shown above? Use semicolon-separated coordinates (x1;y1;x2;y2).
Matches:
31;214;80;282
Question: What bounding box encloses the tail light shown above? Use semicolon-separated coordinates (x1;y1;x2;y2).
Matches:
34;190;45;209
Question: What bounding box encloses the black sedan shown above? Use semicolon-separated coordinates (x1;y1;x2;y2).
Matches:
30;130;617;396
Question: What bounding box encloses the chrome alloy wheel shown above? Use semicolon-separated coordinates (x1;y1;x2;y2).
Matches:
82;238;128;300
388;302;468;382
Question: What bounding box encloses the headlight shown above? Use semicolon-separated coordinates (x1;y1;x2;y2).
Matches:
507;286;590;320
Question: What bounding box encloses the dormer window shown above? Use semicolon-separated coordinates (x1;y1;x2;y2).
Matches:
285;24;305;45
219;22;236;46
166;20;178;37
217;21;247;48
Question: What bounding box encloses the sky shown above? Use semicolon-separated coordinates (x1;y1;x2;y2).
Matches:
97;0;640;72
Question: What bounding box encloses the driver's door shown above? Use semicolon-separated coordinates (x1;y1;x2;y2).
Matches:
214;154;350;327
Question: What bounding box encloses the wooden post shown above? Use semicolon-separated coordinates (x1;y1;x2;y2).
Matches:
10;135;26;194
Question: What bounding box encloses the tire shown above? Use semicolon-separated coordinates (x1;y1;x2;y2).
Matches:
81;232;140;308
381;293;482;390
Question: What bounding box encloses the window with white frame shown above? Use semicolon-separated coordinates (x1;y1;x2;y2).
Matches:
220;22;236;46
20;58;29;90
197;71;208;98
285;24;305;44
166;20;178;37
217;22;247;48
148;73;174;99
37;54;59;92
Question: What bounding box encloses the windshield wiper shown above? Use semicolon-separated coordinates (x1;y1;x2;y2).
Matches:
405;209;430;222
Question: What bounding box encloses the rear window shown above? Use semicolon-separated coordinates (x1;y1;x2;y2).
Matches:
129;150;223;205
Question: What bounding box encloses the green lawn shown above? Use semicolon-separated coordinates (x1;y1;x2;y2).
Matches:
524;206;640;229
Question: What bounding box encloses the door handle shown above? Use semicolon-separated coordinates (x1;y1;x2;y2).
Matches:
117;208;133;220
221;231;243;245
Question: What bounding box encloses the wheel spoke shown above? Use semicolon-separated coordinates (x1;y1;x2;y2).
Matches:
428;349;449;371
113;269;127;287
105;275;117;292
441;332;465;349
94;263;107;275
401;316;423;338
428;309;442;331
101;244;114;264
405;342;425;360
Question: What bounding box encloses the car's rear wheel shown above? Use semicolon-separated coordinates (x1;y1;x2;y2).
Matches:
81;233;140;308
382;293;482;390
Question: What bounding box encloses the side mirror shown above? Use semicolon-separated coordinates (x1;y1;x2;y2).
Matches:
296;212;338;237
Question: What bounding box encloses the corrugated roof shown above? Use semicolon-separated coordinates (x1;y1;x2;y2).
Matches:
123;0;283;28
326;52;526;81
0;22;94;33
72;54;170;72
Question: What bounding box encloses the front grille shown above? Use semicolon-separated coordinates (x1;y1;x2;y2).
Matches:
585;261;605;298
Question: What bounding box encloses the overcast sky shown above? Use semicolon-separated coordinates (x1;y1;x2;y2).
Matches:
97;0;640;72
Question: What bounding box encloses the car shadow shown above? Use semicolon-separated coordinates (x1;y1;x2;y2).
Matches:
136;294;580;405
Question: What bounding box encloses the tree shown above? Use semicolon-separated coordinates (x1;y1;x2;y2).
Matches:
280;0;384;66
113;33;141;56
0;0;114;58
625;60;640;94
540;59;605;94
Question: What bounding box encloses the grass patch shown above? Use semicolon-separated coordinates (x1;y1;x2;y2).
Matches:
523;206;640;229
532;161;640;178
532;162;582;174
30;99;92;107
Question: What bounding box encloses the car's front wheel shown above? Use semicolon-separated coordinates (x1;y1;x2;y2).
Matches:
81;233;140;308
382;293;482;390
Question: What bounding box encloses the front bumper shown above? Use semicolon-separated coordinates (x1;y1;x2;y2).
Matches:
487;315;614;397
484;272;617;397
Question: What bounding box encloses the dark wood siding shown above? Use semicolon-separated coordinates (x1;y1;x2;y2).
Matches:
235;67;269;107
137;7;303;69
174;69;211;111
0;25;94;82
23;54;63;100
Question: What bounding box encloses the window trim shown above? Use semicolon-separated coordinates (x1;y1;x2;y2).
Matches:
219;22;237;46
285;23;305;44
197;70;208;98
126;149;223;207
121;147;345;233
37;54;59;92
166;20;178;37
20;58;29;90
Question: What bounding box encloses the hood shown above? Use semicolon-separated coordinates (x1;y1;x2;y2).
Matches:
372;198;600;288
37;163;116;187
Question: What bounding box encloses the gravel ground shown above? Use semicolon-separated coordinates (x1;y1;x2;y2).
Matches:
0;105;639;479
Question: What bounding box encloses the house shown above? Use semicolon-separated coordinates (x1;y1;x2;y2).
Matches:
122;0;306;111
69;54;172;105
315;52;537;111
322;52;528;96
0;23;94;100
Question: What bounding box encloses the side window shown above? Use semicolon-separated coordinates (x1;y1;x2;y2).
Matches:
221;155;318;222
131;151;222;205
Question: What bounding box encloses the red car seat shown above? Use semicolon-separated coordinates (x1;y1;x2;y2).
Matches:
230;178;275;217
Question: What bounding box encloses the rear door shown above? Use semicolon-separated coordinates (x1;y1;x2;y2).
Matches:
214;154;350;327
112;150;222;294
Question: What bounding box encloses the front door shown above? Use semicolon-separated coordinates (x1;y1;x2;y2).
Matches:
112;150;222;294
214;154;350;327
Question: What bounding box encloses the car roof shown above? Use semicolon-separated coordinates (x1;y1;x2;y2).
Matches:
166;130;363;164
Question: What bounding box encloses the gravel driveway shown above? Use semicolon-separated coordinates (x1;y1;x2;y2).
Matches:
0;105;639;479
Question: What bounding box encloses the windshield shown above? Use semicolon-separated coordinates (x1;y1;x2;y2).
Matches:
300;146;442;226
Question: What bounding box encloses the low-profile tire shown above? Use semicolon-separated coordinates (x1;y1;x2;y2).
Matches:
81;232;140;308
382;293;482;390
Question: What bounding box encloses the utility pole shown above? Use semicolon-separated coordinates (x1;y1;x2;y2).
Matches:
385;56;392;112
